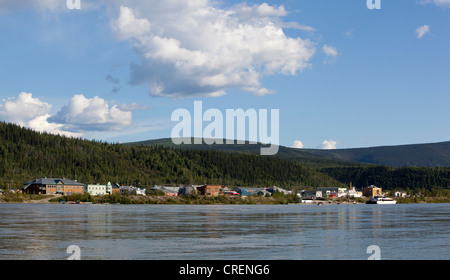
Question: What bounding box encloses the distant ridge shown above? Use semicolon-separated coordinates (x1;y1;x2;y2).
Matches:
127;138;450;167
314;141;450;167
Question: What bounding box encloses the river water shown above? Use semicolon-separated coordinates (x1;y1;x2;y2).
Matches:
0;203;448;260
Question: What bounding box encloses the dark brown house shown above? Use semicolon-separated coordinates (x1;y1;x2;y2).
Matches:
196;185;222;196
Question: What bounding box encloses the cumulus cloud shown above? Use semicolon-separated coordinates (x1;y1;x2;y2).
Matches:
0;92;136;136
0;92;80;137
319;140;337;150
112;2;316;98
50;94;132;132
415;25;430;38
290;140;304;149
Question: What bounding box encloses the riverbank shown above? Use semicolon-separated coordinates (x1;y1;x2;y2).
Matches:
2;192;449;205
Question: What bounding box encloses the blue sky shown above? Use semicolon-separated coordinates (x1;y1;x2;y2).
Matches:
0;0;449;150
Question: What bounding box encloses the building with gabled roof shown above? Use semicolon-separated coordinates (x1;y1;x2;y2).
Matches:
22;178;85;195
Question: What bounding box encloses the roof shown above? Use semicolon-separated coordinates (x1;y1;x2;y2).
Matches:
23;178;85;187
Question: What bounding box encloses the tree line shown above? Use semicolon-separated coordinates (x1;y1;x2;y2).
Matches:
0;122;343;189
319;165;450;190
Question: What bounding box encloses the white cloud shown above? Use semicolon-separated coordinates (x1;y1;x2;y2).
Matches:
0;92;80;137
50;94;132;132
112;2;316;98
0;92;135;136
319;140;337;150
290;140;304;149
322;44;339;63
415;25;430;38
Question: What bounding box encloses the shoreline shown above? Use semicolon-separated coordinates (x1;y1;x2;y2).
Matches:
1;194;449;205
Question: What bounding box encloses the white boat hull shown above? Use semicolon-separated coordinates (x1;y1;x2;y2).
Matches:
367;196;397;204
373;200;396;205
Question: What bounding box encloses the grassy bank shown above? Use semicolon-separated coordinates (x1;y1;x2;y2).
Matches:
2;192;450;204
0;192;50;203
48;192;300;205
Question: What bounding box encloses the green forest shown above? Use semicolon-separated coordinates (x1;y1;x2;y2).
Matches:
320;165;450;191
1;121;450;192
0;122;343;189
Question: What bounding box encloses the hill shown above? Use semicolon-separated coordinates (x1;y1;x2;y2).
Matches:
128;137;450;191
129;138;450;167
2;121;450;192
0;122;343;190
312;142;450;167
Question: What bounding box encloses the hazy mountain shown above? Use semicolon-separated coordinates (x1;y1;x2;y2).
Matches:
128;138;450;167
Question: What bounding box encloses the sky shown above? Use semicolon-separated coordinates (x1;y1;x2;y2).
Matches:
0;0;449;150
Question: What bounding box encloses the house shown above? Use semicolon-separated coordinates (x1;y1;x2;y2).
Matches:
317;187;348;198
197;185;222;196
178;185;199;196
111;183;121;195
235;187;259;196
394;191;407;198
22;178;85;195
363;185;382;197
152;185;179;196
299;190;322;200
121;185;146;196
267;186;292;195
347;187;362;198
87;182;112;196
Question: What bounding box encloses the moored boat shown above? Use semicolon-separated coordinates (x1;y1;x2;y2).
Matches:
366;196;397;204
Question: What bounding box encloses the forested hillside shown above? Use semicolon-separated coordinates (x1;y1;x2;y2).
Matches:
319;165;450;190
132;138;450;191
0;122;343;189
130;137;450;167
2;121;450;192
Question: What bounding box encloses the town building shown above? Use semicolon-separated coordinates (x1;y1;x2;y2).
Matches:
197;185;222;196
22;178;85;195
363;185;383;197
152;185;179;196
317;187;348;198
235;187;261;196
178;185;200;196
111;183;121;195
347;186;363;198
267;186;292;195
86;182;112;196
121;185;146;196
299;190;322;200
394;191;407;198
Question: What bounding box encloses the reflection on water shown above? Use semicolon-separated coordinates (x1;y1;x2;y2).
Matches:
0;203;449;260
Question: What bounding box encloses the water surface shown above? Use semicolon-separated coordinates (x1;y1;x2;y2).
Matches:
0;203;448;260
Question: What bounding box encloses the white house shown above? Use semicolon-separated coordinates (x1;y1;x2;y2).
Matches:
87;182;112;196
394;191;407;198
121;185;146;196
347;187;362;198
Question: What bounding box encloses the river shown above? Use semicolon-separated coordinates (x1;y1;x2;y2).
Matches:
0;203;448;260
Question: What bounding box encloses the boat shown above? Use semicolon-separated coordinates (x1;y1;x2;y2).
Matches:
366;196;397;205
